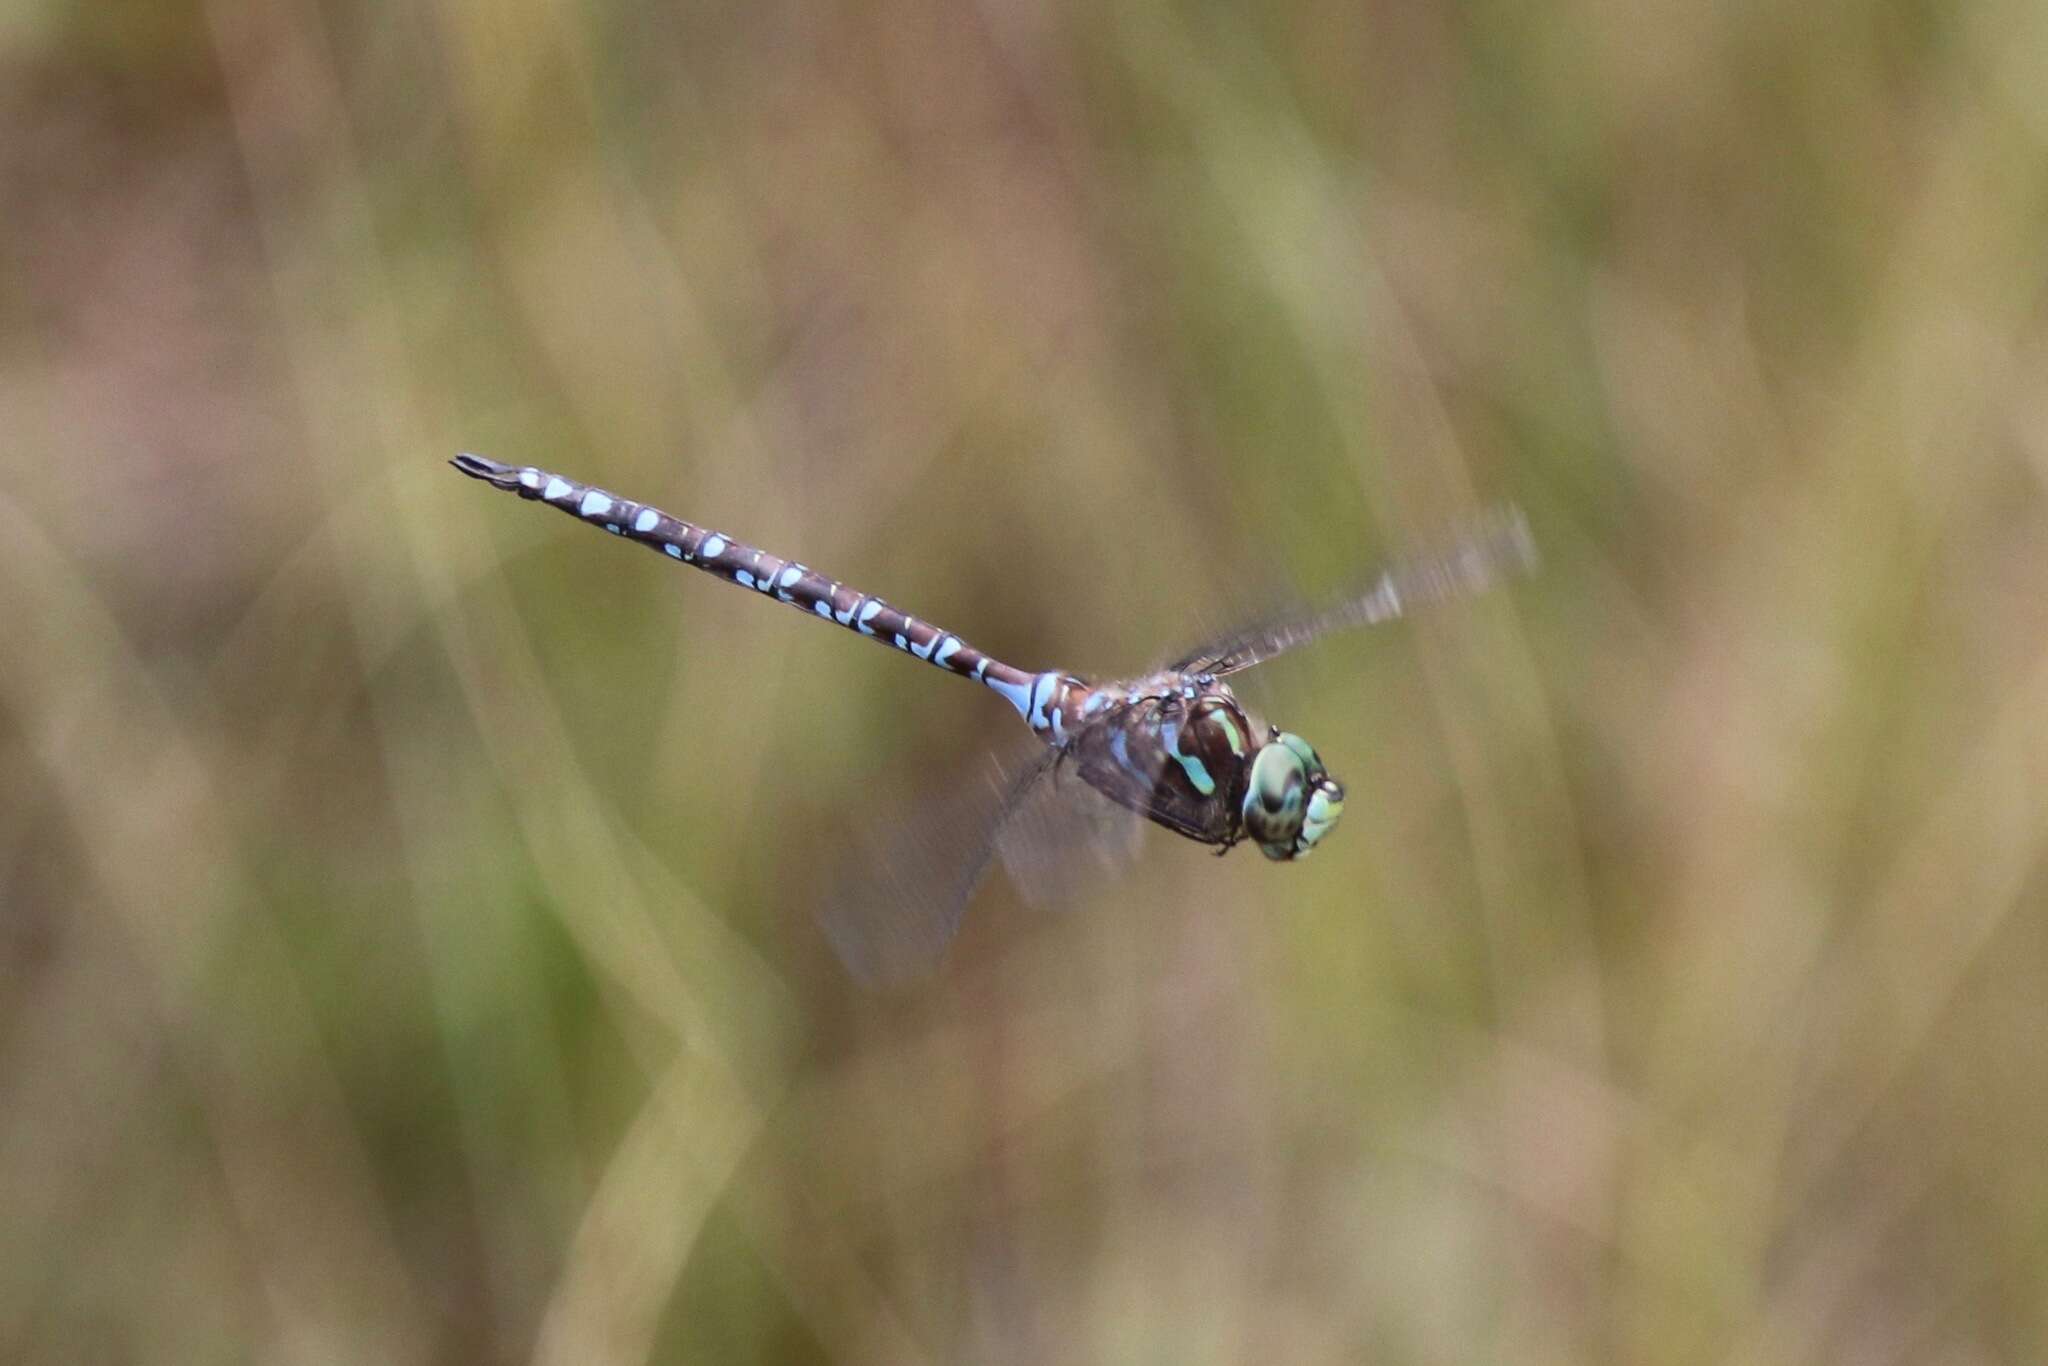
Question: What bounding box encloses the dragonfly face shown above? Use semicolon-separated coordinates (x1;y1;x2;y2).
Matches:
1243;730;1345;861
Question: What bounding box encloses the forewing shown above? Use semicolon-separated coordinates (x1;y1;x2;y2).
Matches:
815;743;1058;988
1170;504;1537;676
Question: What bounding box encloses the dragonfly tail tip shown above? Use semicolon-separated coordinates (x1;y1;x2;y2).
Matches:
451;453;515;484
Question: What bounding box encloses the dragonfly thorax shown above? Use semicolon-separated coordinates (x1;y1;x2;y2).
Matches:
1058;671;1344;859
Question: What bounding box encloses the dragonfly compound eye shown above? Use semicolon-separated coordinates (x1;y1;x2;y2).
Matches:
1242;731;1343;860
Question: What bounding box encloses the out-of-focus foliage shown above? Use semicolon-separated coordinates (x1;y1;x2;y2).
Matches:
4;0;2046;1361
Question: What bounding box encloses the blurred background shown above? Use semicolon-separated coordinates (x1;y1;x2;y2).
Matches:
5;0;2047;1361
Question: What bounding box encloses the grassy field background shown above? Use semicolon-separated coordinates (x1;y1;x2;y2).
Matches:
5;0;2047;1361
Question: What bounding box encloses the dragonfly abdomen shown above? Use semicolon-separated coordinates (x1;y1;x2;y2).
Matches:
452;454;1077;732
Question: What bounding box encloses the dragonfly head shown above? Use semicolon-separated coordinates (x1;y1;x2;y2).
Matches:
1242;730;1345;860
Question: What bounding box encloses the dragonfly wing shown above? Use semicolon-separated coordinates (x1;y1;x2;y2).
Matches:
993;756;1149;911
1170;504;1537;676
998;684;1273;909
815;743;1058;987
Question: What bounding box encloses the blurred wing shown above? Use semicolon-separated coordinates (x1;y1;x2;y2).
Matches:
815;743;1058;988
994;755;1149;911
1170;504;1537;677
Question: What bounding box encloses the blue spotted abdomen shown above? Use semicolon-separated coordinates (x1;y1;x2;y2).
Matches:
452;454;1066;729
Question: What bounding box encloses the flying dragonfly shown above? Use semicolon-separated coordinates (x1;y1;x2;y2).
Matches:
451;454;1536;983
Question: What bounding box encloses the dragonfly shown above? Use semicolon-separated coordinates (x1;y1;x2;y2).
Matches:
451;453;1536;983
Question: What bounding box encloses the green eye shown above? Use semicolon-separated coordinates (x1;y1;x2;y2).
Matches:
1242;732;1344;860
1252;749;1302;812
1278;732;1321;770
1242;741;1306;854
